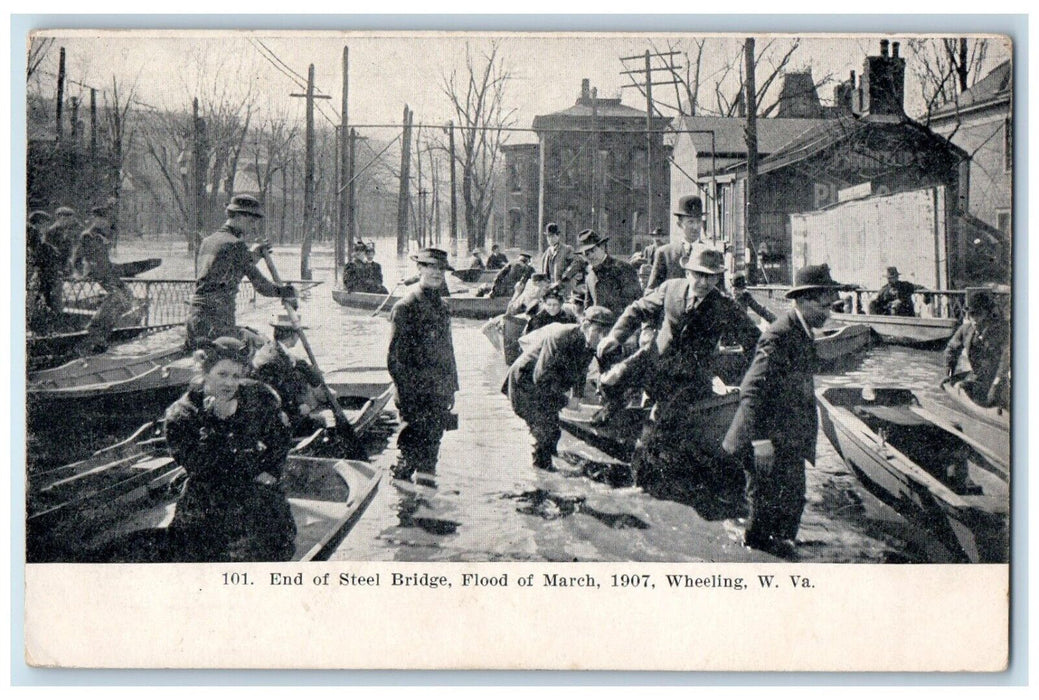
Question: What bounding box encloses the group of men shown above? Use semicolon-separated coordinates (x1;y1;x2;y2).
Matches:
27;202;133;355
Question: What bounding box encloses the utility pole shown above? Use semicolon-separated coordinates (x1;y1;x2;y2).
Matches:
447;121;458;257
744;37;760;281
291;64;332;280
415;127;425;248
348;128;359;264
55;47;65;144
70;96;80;145
337;46;349;284
397;105;413;256
620;49;681;250
89;88;97;158
192;97;207;271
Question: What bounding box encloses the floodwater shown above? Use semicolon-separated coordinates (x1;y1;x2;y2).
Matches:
37;239;977;563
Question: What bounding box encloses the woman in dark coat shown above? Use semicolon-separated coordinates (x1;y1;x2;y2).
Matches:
523;284;577;335
164;336;296;562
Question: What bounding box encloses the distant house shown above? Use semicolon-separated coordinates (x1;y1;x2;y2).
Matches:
503;79;672;254
926;60;1013;238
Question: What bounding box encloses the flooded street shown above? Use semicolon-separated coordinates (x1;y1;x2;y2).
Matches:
42;241;965;563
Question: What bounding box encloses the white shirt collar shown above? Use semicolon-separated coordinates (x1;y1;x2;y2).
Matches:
793;306;814;337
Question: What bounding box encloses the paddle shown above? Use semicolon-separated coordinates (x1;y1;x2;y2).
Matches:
258;245;367;460
370;281;404;317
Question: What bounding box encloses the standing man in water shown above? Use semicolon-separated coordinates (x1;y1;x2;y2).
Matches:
723;264;847;557
387;248;459;487
185;194;296;349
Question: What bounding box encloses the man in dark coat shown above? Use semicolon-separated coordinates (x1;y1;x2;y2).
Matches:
869;266;921;316
505;306;616;471
70;205;134;355
538;222;576;284
185;195;296;349
387;248;459;487
722;264;847;557
489;251;534;298
647;194;708;290
486;244;508;270
27;211;64;319
597;245;761;481
578;229;642;317
945;289;1010;409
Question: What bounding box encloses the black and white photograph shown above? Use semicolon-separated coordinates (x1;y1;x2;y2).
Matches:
18;27;1016;670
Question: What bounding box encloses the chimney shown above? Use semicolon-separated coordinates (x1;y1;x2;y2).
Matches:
880;39;889;57
859;39;906;120
892;41;900;58
581;78;590;102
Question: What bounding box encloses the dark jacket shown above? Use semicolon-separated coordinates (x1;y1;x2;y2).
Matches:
945;316;1010;392
387;286;459;400
734;289;776;324
524;307;578;336
490;261;534;298
724;308;819;464
190;225;283;317
486;252;509;270
72;224;124;291
43;219;80;271
647;240;695;290
343;259;387;293
583;255;642;316
504;323;594;414
538;244;576;283
252;341;323;422
611;281;761;396
869;280;920;316
164;380;295;561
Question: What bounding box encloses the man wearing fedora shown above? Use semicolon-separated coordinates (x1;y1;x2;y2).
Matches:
489;250;534;298
647;194;708;290
387;248;459;486
70;204;134;355
723;264;848;556
597;245;761;478
578;229;642;317
538;222;576;284
869;266;922;317
185;195;297;350
945;289;1010;409
505;306;617;472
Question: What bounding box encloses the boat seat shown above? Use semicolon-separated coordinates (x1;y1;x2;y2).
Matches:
853;405;930;427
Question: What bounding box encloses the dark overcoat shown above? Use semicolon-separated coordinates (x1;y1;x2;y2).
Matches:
538;244;576;283
646;240;692;290
387;286;459;405
504;323;593;417
583;255;642;316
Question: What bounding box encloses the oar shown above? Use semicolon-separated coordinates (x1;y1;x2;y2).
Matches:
258;246;367;460
370;281;404;317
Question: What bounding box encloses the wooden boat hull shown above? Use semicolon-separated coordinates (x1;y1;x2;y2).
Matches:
332;287;509;320
27;324;181;372
816;386;1009;563
815;323;871;362
450;268;498;286
923;373;1011;468
831;312;957;347
27;423;381;563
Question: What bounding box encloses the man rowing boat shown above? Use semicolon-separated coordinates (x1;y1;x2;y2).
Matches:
185;194;297;349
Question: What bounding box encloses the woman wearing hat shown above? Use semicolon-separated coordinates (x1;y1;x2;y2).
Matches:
163;337;297;561
723;264;848;556
185;194;297;349
523;283;578;336
387;248;459;486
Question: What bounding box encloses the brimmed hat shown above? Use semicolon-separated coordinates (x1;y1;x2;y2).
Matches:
965;289;997;314
530;272;549;283
54;206;76;218
203;336;252;364
785;264;848;299
226;194;265;218
271;313;308;331
731;273;748;289
582;305;617;328
517;251;533;261
28;210;52;226
411;247;454;270
352;240;369;252
651;227;667;237
884;266;901;278
681;244;725;274
543;283;566;302
577;229;608;253
90;204;113;218
674;194;703;218
544;222;560;236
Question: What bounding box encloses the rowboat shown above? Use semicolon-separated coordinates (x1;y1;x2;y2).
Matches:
814;323;871;362
917;373;1011;469
830;312;957;347
27;323;181;371
450;268;498;286
27;424;383;563
816;386;1009;563
332;287;509;320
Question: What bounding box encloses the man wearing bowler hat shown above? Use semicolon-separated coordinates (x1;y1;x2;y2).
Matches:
598;245;761;480
647;194;708;290
185;194;297;349
723;264;849;556
489;250;535;298
538;222;576;284
387;248;459;487
577;229;642;317
869;266;922;317
70;204;134;355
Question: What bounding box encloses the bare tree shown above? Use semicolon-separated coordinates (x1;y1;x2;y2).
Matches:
102;75;139;243
440;41;516;249
907;37;991;122
27;37;55;82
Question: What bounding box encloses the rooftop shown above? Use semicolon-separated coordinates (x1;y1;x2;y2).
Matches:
930;60;1012;118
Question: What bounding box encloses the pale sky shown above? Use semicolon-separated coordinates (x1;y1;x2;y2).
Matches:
29;31;1012;145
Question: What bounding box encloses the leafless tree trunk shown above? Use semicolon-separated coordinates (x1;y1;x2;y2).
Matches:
908;37;991;123
27;37;55;82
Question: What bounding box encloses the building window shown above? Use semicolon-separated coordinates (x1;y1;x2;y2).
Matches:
632;149;647;189
997;210;1011;236
508;161;521;192
1004;117;1012;172
560;147;578;187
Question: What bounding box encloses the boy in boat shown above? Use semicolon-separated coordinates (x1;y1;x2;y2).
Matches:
70;204;134;355
722;264;848;557
185;194;297;349
387;248;459;487
596;245;761;484
504;306;616;471
945;289;1010;409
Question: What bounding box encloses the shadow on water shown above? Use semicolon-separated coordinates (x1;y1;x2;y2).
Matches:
502;489;650;530
394;491;461;536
